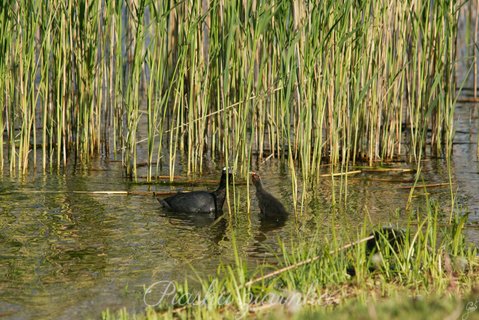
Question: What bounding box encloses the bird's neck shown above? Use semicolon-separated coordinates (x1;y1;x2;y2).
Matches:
254;182;263;192
213;187;227;213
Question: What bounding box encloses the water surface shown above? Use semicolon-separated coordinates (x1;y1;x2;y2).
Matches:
1;137;478;320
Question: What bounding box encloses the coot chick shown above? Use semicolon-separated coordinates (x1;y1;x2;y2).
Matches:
158;168;232;217
251;172;289;221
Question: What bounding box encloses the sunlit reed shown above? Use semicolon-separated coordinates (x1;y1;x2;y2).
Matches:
0;0;461;179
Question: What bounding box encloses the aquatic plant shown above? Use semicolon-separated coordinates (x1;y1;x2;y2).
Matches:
0;0;461;178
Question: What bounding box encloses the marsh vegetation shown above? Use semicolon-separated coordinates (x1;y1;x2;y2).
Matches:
0;0;462;179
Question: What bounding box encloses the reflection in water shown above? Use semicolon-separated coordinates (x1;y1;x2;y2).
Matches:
259;217;287;233
248;217;288;259
159;210;228;246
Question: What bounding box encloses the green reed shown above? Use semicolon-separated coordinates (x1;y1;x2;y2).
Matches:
0;0;463;179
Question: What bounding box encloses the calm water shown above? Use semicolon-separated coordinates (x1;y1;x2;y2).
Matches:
1;127;478;319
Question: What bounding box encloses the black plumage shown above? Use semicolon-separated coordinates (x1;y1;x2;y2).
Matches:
159;168;232;218
251;172;289;221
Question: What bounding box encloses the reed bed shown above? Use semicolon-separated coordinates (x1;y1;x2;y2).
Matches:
0;0;462;178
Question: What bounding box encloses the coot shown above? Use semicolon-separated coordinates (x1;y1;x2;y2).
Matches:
158;168;232;217
251;172;288;221
366;227;405;254
347;227;406;276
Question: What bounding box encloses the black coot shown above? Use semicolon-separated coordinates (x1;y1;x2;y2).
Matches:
158;168;232;217
365;227;405;254
347;227;406;276
251;172;288;221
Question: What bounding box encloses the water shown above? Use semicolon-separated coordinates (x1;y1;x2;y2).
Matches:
0;166;224;319
1;135;478;319
1;100;479;320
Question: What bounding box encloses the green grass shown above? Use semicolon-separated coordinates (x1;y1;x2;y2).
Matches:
289;295;478;320
100;198;478;319
102;296;479;320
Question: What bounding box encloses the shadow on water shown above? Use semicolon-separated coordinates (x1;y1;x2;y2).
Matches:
158;209;228;245
247;217;289;258
259;217;287;234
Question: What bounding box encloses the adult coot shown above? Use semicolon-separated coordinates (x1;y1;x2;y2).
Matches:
251;172;288;221
365;227;405;254
347;227;406;276
158;168;232;217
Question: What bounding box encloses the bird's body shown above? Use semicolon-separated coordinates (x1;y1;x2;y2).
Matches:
160;191;220;214
347;227;406;276
251;172;288;221
159;168;231;218
366;227;405;254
